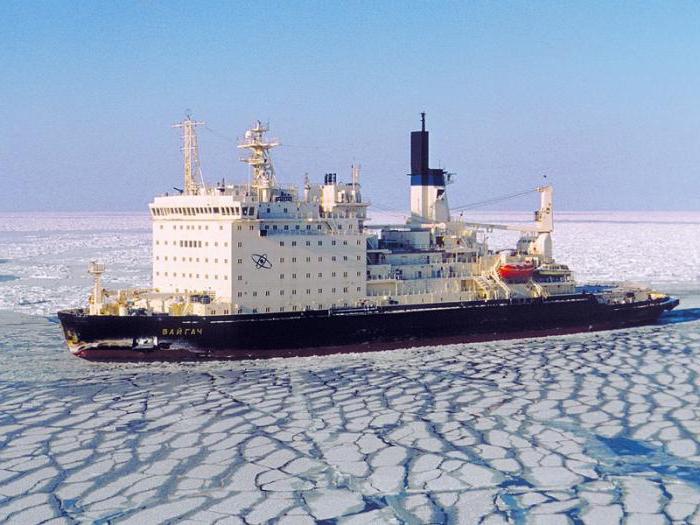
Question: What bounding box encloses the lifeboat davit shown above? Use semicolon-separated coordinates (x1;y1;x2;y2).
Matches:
498;262;535;281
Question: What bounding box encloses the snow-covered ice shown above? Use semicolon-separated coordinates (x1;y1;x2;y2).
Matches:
1;211;700;523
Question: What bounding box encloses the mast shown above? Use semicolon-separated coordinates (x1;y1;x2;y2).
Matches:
352;164;361;186
238;120;279;202
173;115;206;195
87;261;105;315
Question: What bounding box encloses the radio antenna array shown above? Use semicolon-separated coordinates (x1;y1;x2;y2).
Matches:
173;114;206;195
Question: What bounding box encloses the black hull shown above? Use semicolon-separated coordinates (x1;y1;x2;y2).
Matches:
57;294;679;361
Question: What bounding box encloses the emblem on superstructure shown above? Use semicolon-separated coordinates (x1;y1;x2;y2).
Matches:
251;254;273;270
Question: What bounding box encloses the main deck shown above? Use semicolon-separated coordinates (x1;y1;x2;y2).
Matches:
58;294;679;361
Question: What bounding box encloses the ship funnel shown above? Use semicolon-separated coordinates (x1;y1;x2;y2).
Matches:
411;112;430;175
408;113;450;223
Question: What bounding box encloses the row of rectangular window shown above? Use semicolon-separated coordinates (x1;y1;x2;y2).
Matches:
275;255;362;263
237;287;362;297
157;272;228;280
155;256;228;263
279;239;362;247
159;224;257;232
155;240;237;247
153;206;255;216
265;223;354;231
276;271;362;279
253;305;344;313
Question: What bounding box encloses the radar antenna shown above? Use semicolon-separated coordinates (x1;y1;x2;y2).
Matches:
238;121;279;200
173;114;206;195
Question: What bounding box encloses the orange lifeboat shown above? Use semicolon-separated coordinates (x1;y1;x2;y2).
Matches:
498;262;535;281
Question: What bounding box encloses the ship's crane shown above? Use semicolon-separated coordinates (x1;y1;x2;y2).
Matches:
368;185;553;233
367;185;554;260
457;185;554;234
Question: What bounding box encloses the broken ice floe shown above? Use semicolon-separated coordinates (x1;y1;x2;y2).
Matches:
1;319;700;522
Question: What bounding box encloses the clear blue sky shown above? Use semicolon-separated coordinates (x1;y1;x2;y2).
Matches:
2;1;699;212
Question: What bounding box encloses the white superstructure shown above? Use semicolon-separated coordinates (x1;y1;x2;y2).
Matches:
88;115;580;317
